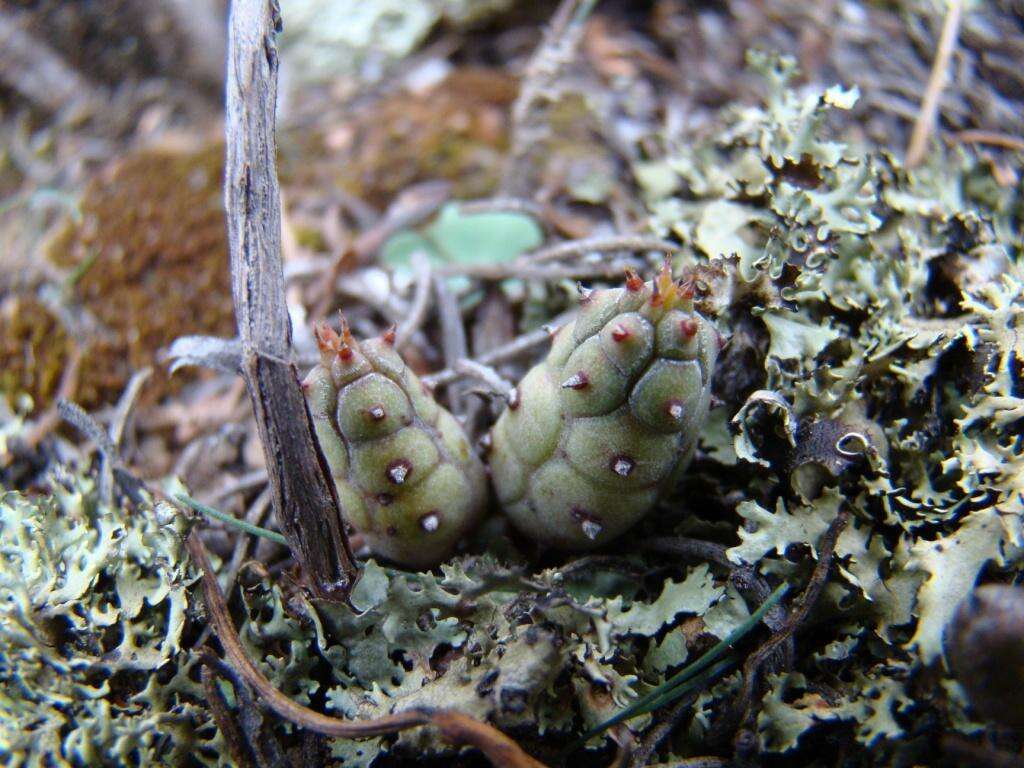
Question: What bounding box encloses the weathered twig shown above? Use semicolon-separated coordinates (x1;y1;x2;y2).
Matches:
436;258;644;281
627;693;700;768
423;310;575;389
732;510;851;738
57;398;117;505
906;0;965;168
523;235;677;264
394;251;433;351
953;129;1024;153
224;0;356;599
201;650;292;768
186;531;550;768
201;663;260;768
0;6;107;116
503;0;598;195
453;360;515;398
433;273;471;411
109;367;152;451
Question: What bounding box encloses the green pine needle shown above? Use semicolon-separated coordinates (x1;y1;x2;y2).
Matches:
175;493;288;546
568;581;789;751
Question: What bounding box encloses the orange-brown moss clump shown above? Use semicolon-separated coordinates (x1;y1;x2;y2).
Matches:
289;68;517;208
47;145;234;408
0;296;72;412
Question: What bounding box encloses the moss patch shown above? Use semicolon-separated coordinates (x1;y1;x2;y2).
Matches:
47;145;234;408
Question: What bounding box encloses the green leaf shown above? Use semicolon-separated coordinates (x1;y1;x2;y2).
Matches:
379;230;438;272
426;203;543;264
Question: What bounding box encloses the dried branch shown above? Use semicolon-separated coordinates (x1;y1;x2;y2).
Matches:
733;510;851;734
436;258;644;281
454;360;515;398
906;0;965;167
503;0;598;195
201;663;259;768
224;0;356;599
433;273;471;411
954;129;1024;152
394;252;433;351
523;235;677;264
423;310;575;389
57;398;116;505
109;367;152;451
186;531;550;768
627;693;700;768
0;6;106;116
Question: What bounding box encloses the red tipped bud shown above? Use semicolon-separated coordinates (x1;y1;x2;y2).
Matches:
382;326;397;346
625;269;644;292
680;317;699;338
611;324;631;342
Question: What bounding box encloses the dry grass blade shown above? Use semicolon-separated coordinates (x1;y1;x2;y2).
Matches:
186;531;551;768
906;0;965;168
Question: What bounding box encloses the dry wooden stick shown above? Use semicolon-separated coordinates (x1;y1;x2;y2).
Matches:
186;531;550;768
224;0;356;600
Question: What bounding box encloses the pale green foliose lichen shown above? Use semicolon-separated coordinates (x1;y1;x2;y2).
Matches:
637;50;1022;760
0;471;219;767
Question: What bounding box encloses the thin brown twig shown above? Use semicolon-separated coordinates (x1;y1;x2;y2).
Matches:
524;235;677;264
185;531;550;768
905;0;965;168
627;692;701;768
436;257;644;281
422;309;575;389
953;129;1024;153
201;663;259;768
734;510;851;731
394;251;433;351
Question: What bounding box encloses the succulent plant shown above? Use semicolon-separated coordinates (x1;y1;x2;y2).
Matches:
304;321;488;568
489;265;721;549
